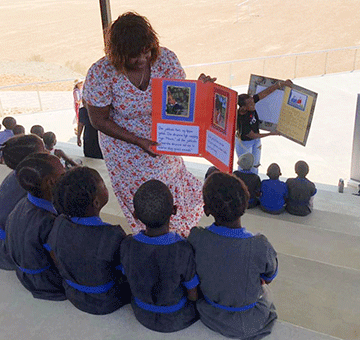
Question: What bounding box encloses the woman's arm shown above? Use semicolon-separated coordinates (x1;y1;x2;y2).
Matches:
77;122;84;147
87;104;159;157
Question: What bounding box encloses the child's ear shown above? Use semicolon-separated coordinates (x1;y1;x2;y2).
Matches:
93;196;101;210
172;205;177;216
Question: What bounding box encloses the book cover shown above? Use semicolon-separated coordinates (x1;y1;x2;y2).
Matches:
151;78;238;172
248;74;317;146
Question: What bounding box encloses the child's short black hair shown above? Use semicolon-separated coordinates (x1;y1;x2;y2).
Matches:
203;172;249;223
2;117;16;130
238;94;251;107
42;131;56;148
133;179;174;229
30;125;44;138
267;163;281;180
53;166;102;217
1;134;45;169
295;160;309;178
16;153;60;198
13;125;25;135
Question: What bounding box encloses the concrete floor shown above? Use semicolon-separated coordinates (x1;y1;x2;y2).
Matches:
1;71;360;339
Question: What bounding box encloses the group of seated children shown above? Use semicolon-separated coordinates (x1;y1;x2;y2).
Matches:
235;153;317;216
0;133;278;339
0;117;25;157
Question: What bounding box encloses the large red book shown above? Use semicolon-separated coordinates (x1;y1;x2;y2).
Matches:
151;79;238;173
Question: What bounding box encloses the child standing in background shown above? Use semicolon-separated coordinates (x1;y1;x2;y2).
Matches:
120;179;199;333
286;160;317;216
188;172;278;339
0;135;46;270
48;166;131;315
233;153;261;208
259;163;288;214
5;153;66;301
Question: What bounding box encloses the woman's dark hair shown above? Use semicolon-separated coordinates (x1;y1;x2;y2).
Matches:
42;131;56;148
203;172;249;223
53;166;101;217
16;153;59;198
238;94;251;107
1;134;44;169
133;179;173;229
105;12;160;72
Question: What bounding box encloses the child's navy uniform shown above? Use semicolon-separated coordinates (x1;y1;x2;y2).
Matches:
188;225;278;339
120;231;199;333
47;215;131;315
233;170;261;208
0;171;26;270
5;194;65;300
286;177;317;216
259;179;288;214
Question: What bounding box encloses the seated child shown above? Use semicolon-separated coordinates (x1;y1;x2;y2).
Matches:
120;179;199;333
5;153;66;300
30;125;45;138
0;117;16;148
259;163;288;214
188;172;278;339
286;160;317;216
234;153;261;208
43;131;79;168
12;125;25;135
47;166;131;315
0;134;46;270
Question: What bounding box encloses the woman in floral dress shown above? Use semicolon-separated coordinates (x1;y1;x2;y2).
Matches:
83;12;215;236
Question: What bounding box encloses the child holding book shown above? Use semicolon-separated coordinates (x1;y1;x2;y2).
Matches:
120;179;199;333
188;172;278;339
5;153;66;300
259;163;288;214
286;160;317;216
48;166;131;315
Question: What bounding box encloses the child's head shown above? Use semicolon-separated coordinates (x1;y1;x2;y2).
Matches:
238;153;254;171
203;172;249;224
133;179;175;229
267;163;281;180
238;94;255;114
42;131;57;150
53;166;108;217
2;117;16;130
16;153;65;199
12;125;25;135
1;134;45;169
295;160;309;178
30;125;45;138
204;166;220;180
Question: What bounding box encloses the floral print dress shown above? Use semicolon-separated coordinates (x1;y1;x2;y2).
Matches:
83;47;203;236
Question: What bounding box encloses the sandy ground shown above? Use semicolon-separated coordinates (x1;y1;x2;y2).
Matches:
1;0;360;86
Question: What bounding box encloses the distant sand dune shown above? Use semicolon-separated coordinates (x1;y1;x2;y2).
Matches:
1;0;360;86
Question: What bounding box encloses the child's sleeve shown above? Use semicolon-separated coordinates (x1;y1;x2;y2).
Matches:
181;242;200;300
257;235;278;283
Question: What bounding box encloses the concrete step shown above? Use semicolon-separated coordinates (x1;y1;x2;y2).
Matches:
0;269;343;340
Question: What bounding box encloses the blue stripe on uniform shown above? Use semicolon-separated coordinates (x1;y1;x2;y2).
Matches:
204;295;257;312
18;264;51;274
134;296;187;314
260;267;278;281
65;279;115;294
0;228;5;240
183;274;200;289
